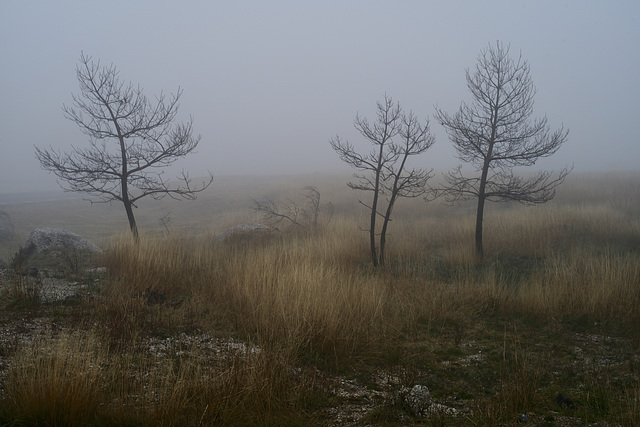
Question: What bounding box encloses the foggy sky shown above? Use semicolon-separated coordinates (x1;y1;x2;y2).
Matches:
1;1;639;195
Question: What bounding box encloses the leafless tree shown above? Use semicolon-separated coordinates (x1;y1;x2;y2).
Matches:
35;53;213;240
435;41;571;259
330;95;435;267
253;186;332;231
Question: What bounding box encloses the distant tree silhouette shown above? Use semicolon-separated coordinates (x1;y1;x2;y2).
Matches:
253;186;333;231
435;41;571;259
35;53;213;240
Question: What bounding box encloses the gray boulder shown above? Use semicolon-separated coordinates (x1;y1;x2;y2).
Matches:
13;228;102;273
0;210;15;240
22;227;102;256
213;223;276;243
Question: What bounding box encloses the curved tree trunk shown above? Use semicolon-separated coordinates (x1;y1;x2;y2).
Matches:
379;199;396;267
117;132;139;242
123;196;139;241
369;188;380;268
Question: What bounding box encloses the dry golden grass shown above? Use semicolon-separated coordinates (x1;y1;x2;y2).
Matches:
4;331;106;425
101;218;402;362
1;171;640;424
2;328;314;425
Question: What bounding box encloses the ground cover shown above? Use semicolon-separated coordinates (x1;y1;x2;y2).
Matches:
0;172;638;425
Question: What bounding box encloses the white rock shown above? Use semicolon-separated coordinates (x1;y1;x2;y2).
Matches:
22;227;102;254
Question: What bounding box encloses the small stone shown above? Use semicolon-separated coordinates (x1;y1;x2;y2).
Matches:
143;288;166;305
556;393;575;409
402;385;432;416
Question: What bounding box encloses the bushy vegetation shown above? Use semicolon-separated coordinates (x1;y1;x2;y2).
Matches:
0;172;639;425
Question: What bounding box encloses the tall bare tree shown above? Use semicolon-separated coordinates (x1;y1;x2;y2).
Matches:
435;41;570;259
35;53;213;240
330;95;435;267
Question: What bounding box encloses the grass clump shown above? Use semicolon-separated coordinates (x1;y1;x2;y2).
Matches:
2;331;105;425
0;275;42;310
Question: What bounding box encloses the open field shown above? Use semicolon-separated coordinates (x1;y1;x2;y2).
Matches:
1;171;639;425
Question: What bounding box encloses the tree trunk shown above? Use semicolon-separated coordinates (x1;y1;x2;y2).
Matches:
475;155;492;260
476;87;500;260
474;188;485;260
379;217;388;267
123;196;139;242
379;195;398;267
369;194;379;267
369;142;387;268
117;132;139;242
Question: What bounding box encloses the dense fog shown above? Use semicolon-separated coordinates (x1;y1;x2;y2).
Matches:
1;1;639;195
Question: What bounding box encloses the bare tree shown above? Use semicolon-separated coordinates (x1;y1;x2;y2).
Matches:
330;95;435;267
35;53;213;240
435;41;571;259
253;186;332;231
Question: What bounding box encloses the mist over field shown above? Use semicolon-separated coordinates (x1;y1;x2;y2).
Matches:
1;168;640;424
1;4;640;423
1;1;639;198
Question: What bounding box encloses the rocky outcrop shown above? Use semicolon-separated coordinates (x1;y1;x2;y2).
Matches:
213;223;276;243
21;227;102;256
12;228;102;273
0;210;15;241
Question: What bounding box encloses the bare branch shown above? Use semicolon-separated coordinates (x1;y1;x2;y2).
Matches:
252;186;332;231
435;41;571;258
329;94;435;266
35;53;212;240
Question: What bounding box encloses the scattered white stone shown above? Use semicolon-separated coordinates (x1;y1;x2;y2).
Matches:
397;384;460;418
402;385;432;416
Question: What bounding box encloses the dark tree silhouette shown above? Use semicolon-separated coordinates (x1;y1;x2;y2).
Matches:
435;42;571;259
330;95;435;267
35;53;213;240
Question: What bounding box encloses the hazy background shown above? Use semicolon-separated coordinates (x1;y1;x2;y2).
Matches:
1;0;639;196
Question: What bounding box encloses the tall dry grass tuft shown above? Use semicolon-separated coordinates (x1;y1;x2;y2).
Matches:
3;331;106;425
108;344;311;425
392;199;640;331
1;329;315;425
100;219;401;362
221;240;390;361
517;246;640;329
473;328;543;425
211;220;401;362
